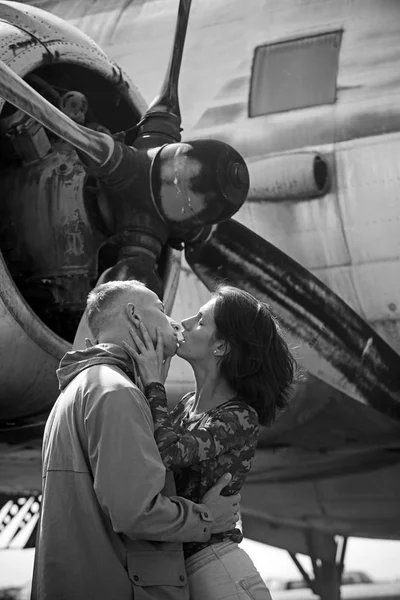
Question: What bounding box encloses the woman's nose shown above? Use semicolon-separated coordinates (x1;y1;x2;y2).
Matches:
180;318;189;331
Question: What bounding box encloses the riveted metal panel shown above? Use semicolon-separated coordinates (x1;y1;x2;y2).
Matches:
235;151;350;271
336;135;400;265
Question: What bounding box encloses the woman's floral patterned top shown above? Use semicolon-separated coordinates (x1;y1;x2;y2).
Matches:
145;385;260;559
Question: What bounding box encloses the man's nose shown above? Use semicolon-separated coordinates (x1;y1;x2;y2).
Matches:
169;319;182;334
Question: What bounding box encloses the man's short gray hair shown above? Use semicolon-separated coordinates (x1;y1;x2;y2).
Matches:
86;280;146;339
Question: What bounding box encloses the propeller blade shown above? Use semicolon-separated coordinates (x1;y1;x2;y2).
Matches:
185;219;400;420
0;59;114;165
138;0;192;141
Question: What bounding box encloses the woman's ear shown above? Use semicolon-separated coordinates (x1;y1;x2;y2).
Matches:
213;339;230;356
126;302;141;326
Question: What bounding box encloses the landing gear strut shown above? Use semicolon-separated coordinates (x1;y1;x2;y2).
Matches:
290;534;347;600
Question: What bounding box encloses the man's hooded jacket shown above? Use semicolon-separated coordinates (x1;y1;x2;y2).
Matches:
31;344;213;600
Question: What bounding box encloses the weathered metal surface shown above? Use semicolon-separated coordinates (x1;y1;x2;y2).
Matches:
237;176;350;272
248;152;330;202
0;3;147;117
242;451;400;541
257;366;400;447
0;58;115;164
245;439;400;484
27;0;400;149
185;219;400;419
0;0;249;421
71;0;249;292
0;439;42;495
30;0;400;353
0;2;180;420
0;141;100;309
0;1;109;55
336;136;400;266
312;264;400;355
185;1;400;150
0;248;68;420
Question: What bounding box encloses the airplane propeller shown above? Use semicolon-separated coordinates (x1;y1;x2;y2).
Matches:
185;219;400;420
1;0;399;428
0;0;249;300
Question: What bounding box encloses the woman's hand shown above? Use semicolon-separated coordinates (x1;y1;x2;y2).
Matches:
122;322;172;387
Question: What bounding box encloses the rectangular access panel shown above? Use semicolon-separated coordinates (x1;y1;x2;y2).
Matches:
249;30;343;117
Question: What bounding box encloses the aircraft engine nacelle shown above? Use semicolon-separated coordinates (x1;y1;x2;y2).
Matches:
0;2;181;421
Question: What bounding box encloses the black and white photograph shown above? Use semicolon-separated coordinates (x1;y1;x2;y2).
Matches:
0;1;399;598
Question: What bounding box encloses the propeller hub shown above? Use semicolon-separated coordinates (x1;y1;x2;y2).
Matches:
150;139;249;240
230;162;249;188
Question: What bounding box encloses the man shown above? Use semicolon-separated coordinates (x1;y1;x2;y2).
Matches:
31;280;240;600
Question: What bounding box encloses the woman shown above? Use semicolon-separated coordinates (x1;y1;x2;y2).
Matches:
123;285;296;600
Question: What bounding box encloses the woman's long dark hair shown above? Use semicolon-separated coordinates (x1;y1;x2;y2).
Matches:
213;285;297;427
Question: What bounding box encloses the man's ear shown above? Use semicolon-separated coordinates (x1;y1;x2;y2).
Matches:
126;302;141;326
213;339;230;357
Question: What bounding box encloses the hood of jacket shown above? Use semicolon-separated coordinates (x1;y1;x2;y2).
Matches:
57;343;139;391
